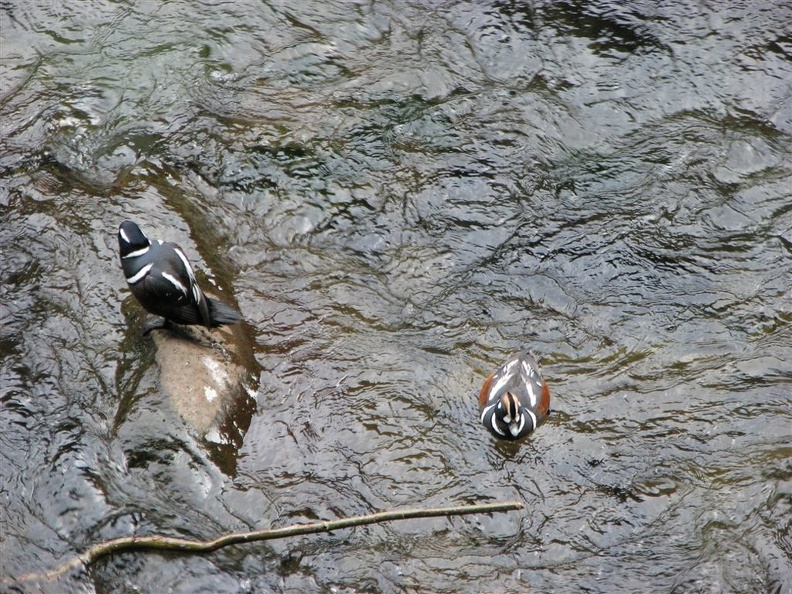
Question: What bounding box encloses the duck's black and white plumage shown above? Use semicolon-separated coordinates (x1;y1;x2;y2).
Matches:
118;220;241;328
478;351;551;440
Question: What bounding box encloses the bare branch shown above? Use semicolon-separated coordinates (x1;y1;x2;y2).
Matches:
5;500;523;586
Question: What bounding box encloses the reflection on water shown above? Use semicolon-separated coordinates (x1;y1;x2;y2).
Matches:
1;0;791;592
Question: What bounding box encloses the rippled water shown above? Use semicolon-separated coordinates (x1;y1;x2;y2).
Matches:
2;1;791;592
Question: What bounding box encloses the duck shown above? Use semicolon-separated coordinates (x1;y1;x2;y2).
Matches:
118;220;241;329
479;351;550;440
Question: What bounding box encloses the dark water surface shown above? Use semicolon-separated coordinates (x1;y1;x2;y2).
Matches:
2;1;791;592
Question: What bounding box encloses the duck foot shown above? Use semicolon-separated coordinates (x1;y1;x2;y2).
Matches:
142;317;169;335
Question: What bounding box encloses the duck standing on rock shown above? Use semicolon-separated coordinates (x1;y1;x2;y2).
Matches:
118;220;242;330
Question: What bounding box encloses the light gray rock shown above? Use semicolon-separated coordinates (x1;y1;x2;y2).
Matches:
148;319;259;474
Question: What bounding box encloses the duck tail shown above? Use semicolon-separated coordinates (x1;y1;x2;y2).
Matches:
207;297;242;327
